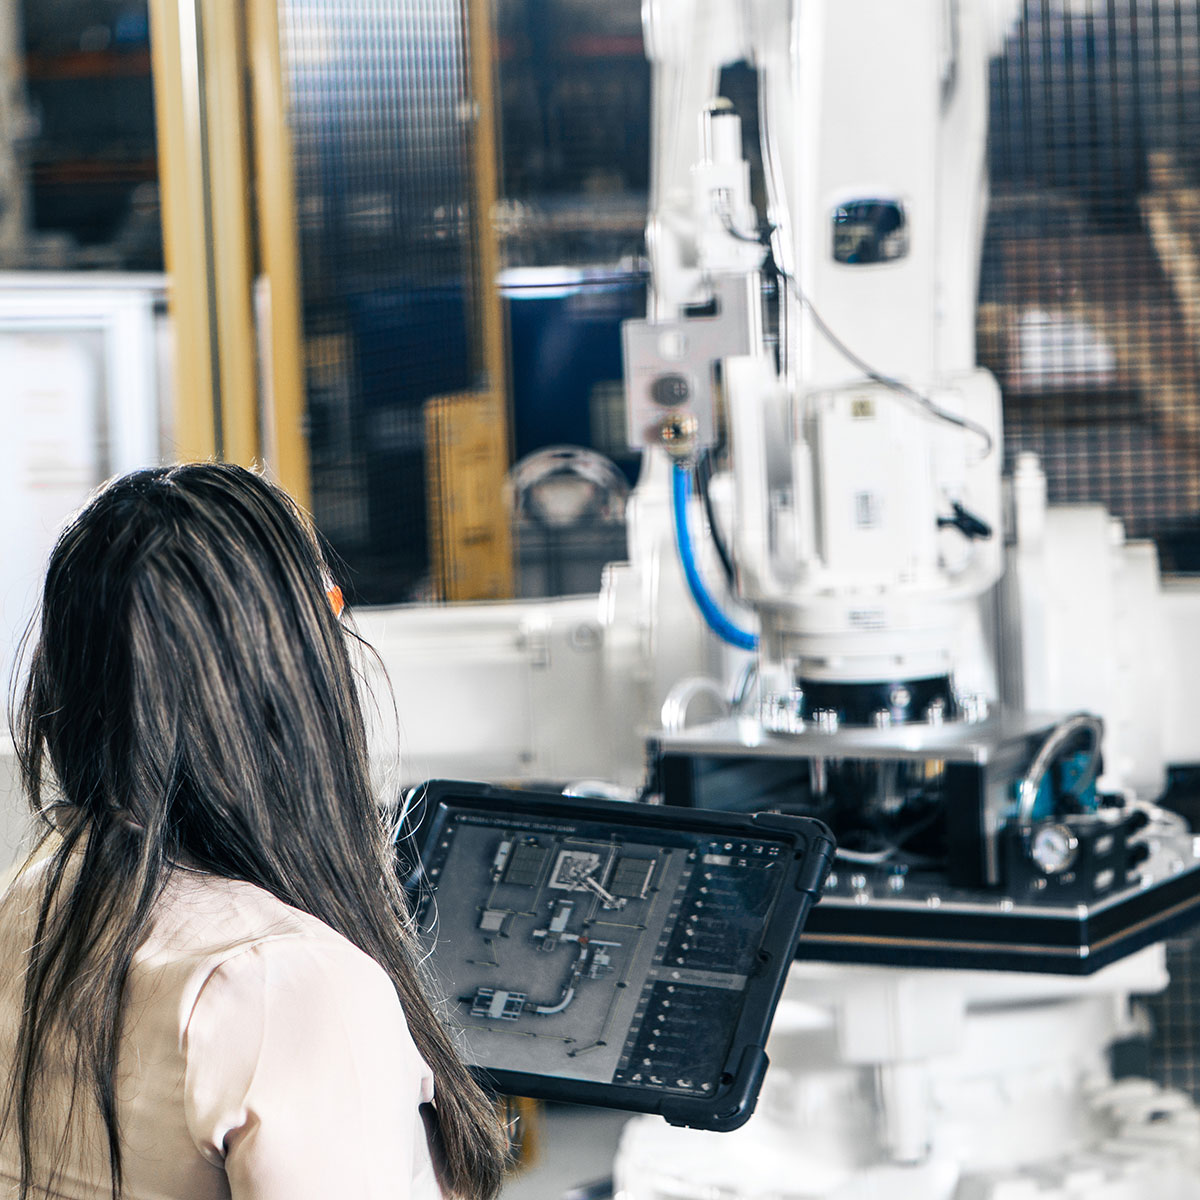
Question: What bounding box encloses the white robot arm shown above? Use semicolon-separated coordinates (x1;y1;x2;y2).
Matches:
627;0;1007;718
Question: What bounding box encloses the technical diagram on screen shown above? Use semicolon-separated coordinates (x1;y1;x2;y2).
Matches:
400;781;834;1131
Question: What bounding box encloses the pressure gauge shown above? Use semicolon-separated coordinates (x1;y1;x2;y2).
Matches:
1028;823;1079;876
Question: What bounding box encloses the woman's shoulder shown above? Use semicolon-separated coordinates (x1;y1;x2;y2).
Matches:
159;870;327;937
135;871;396;1013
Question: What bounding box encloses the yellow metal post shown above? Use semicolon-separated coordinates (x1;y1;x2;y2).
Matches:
151;0;305;484
147;0;218;460
457;0;515;598
199;0;259;467
149;0;259;467
248;0;312;508
466;0;509;408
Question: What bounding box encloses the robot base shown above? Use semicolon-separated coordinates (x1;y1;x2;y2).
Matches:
650;715;1200;973
805;865;1200;975
614;951;1200;1200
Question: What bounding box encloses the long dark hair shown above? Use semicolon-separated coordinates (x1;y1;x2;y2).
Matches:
3;462;507;1199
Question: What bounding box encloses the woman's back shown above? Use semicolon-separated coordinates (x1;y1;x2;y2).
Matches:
2;464;505;1199
0;865;442;1199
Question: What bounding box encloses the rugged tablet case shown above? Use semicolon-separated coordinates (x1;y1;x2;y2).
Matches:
401;780;835;1132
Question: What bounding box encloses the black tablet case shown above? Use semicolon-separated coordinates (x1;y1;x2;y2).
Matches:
401;781;834;1131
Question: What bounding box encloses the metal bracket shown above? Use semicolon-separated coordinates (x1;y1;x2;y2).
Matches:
622;273;762;452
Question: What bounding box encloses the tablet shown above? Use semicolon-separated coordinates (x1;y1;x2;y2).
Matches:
399;781;834;1131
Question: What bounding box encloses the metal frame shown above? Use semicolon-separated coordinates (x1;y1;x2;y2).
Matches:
149;0;307;500
248;0;311;508
148;0;218;460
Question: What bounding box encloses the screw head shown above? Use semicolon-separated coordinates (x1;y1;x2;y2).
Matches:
651;373;691;406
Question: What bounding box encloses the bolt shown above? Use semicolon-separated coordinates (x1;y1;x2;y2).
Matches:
814;708;840;734
659;412;699;459
760;690;804;735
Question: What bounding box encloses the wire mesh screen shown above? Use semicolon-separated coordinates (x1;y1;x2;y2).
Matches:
494;0;648;268
1142;938;1200;1101
982;0;1200;560
278;0;484;602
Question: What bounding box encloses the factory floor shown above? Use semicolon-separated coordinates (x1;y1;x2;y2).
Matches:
501;1104;630;1200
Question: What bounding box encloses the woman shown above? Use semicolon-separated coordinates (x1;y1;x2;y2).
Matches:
0;463;508;1199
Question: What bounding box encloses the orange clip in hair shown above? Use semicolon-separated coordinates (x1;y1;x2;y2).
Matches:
326;582;345;618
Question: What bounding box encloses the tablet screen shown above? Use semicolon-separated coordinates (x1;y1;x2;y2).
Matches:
405;783;834;1128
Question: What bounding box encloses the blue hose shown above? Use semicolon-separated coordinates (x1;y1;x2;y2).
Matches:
671;462;759;652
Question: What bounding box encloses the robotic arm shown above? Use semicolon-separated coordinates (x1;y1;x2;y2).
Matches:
628;0;1007;726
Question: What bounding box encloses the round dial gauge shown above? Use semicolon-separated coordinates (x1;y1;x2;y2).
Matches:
1029;823;1079;875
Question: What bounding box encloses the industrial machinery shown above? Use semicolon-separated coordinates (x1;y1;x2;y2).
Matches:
617;0;1200;972
349;0;1200;1194
603;0;1200;1195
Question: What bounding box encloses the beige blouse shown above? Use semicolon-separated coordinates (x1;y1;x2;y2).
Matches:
0;867;443;1199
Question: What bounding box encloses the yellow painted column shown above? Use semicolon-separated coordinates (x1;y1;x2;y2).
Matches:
460;0;515;598
147;0;218;460
248;0;312;509
148;0;259;467
199;0;260;467
467;0;510;413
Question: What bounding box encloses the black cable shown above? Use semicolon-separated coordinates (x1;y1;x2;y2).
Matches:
718;211;769;245
769;232;995;458
695;449;737;587
785;269;995;458
719;211;995;459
